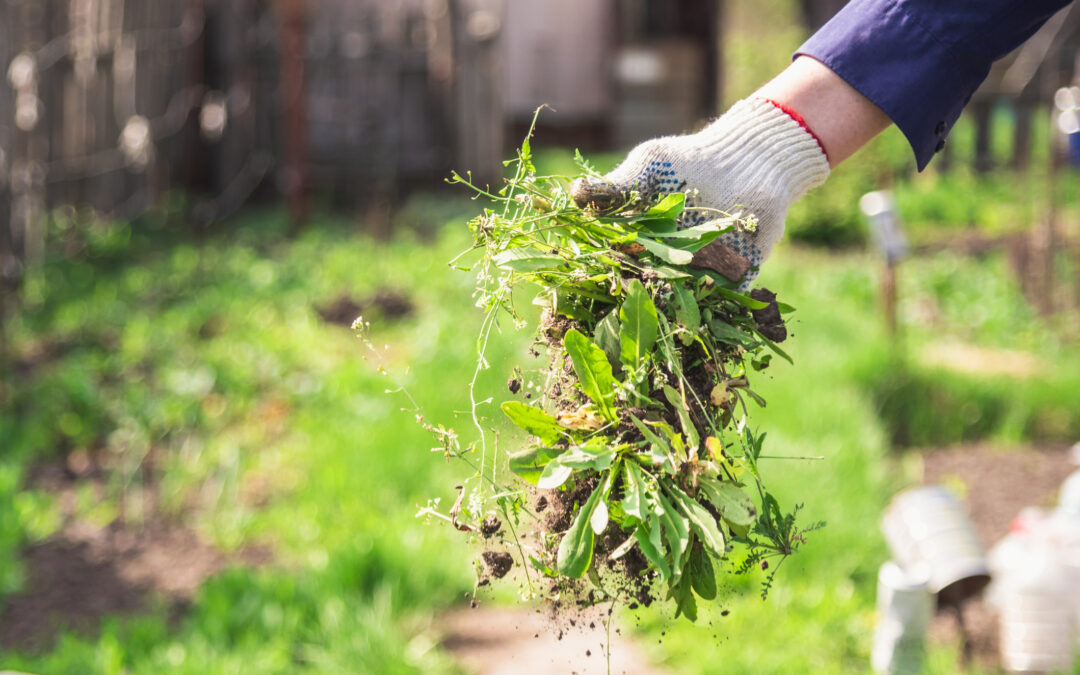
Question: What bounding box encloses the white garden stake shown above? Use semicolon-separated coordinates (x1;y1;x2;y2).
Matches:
872;561;933;674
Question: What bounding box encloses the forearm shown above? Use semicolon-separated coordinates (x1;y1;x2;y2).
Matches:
754;56;891;168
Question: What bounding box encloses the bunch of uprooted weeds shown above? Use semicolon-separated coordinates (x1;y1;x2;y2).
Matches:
421;126;822;621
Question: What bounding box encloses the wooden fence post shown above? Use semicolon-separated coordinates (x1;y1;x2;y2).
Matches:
1012;101;1033;170
972;99;995;174
277;0;309;233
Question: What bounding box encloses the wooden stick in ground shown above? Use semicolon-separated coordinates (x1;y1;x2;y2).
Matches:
276;0;309;233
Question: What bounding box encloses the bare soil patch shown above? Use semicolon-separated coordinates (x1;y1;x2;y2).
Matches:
315;288;414;327
921;443;1074;547
920;443;1075;670
440;606;666;675
0;455;271;652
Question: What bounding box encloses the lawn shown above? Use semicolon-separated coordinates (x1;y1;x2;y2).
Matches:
1;185;1077;673
1;209;491;673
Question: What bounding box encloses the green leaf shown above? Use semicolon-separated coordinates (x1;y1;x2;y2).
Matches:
594;308;622;368
556;481;606;578
648;510;666;569
621;461;648;521
656;487;690;579
634;519;671;582
633;217;678;233
653;223;721;239
654;314;687;387
754;330;794;365
636;237;694;266
619;279;659;370
645;193;686;220
553;290;593;322
501;401;563;445
492;248;564;273
670;284;700;345
590;498;609;535
650;265;692;280
529;556;559;578
687;545;717;600
537;460;573;490
628;415;669;450
667;484;726;558
698;477;757;528
557;444;615;471
648;443;676;474
629;415;676;473
716;287;769;309
671;575;698;621
573;148;598;176
662;385;699;452
520;131;534;172
708;319;757;347
563;329;618;421
508;446;565;484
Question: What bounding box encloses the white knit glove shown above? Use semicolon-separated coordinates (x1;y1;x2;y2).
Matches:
572;98;830;288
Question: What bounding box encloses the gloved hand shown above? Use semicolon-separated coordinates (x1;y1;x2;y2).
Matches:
571;98;830;288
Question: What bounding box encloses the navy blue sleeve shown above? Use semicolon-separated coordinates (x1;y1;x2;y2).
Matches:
796;0;1072;170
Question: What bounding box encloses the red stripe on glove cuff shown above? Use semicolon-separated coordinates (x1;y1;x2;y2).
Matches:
760;98;830;163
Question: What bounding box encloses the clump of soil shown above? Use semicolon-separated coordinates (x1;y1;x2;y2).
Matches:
749;288;786;343
480;515;502;537
482;551;514;579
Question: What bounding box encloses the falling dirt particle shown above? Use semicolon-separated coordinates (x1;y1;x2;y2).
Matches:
721;610;730;617
535;496;548;513
586;649;591;657
480;516;502;537
589;622;595;629
481;551;513;579
507;378;522;394
628;603;639;610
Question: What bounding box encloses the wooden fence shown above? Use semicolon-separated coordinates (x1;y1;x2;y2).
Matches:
0;0;502;296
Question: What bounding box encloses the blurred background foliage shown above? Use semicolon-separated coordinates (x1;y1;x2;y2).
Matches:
0;0;1078;673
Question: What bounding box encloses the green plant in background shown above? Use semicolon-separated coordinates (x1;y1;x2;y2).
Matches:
428;119;821;620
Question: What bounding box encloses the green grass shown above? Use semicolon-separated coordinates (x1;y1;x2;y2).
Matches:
1;207;501;673
2;182;1077;673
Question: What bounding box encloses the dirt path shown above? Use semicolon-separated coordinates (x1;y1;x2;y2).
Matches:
0;457;271;652
439;606;667;675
